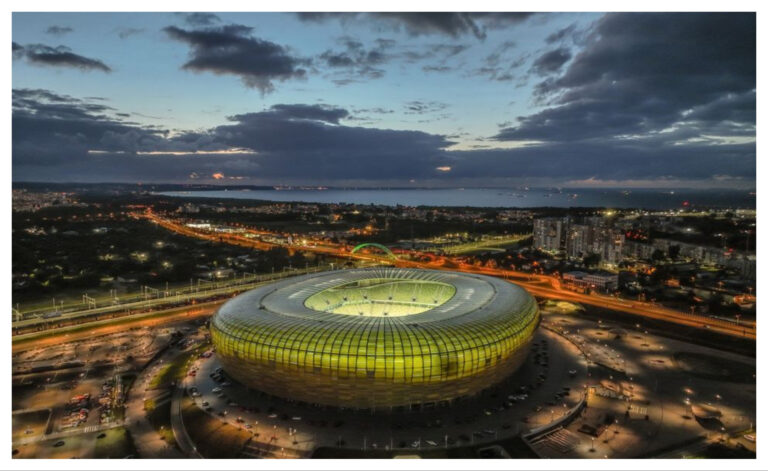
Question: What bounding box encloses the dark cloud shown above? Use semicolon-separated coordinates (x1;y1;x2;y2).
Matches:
374;38;397;49
13;43;111;72
353;107;394;115
314;35;469;83
404;101;449;115
402;43;470;63
266;104;349;124
375;13;486;39
45;25;73;36
12;91;452;182
422;65;452;73
318;36;391;85
297;12;534;40
444;141;755;183
12;88;754;186
545;23;577;44
470;42;526;82
296;13;350;23
12;88;230;171
480;13;755;186
498;13;756;144
483;40;517;66
115;27;145;39
530;47;571;76
178;12;222;26
164;24;308;93
320;37;388;68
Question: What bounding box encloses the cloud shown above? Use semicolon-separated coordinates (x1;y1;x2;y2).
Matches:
479;13;755;187
13;92;455;183
422;65;452;73
115;27;145;39
444;141;755;183
264;104;349;124
318;36;390;85
45;25;73;36
529;47;571;76
471;42;527;81
545;23;577;44
12;88;232;169
320;37;388;68
12;86;754;187
164;24;308;93
178;12;221;26
297;12;534;40
498;13;755;144
13;43;111;72
403;101;449;115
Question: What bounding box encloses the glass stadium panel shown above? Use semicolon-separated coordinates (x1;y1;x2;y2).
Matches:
211;268;540;408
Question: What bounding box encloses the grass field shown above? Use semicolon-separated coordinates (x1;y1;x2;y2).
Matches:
145;397;176;447
92;427;137;458
148;343;209;390
12;409;51;442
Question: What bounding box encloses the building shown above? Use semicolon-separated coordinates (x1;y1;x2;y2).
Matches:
565;224;594;259
562;271;619;292
565;223;624;268
533;217;567;253
210;268;540;409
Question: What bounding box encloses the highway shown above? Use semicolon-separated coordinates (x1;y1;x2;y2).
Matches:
25;208;753;341
12;265;331;334
12;304;218;354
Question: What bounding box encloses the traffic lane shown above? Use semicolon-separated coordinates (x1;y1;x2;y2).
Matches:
13;306;217;354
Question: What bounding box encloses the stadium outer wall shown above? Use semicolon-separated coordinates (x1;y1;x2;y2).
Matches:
210;268;540;409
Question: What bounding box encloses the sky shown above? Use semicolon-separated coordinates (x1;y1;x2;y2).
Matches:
11;12;756;188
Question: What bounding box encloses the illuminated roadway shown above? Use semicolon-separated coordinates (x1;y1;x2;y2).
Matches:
131;209;756;340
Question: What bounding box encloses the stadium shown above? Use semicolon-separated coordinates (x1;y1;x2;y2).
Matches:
210;268;540;409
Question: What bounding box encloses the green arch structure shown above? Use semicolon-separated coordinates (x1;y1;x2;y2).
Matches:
350;242;397;259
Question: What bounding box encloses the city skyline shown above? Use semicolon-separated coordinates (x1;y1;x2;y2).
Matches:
12;12;756;188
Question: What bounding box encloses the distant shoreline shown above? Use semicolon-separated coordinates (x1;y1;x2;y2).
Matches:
153;188;756;210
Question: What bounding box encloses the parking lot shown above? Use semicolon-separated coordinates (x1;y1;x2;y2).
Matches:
179;325;589;456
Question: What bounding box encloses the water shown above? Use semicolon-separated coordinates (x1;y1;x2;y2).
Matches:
155;188;755;210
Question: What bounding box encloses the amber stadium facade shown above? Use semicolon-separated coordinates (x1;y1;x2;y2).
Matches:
210;268;540;409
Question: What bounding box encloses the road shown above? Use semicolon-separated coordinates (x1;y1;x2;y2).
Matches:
13;420;124;446
16;208;751;341
134;209;755;340
12;304;217;354
123;344;187;458
13;265;330;332
170;382;202;458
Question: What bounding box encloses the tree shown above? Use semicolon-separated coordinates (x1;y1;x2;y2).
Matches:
651;249;666;262
583;253;601;268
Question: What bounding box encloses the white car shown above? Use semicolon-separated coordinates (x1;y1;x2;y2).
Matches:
212;387;222;393
744;434;756;443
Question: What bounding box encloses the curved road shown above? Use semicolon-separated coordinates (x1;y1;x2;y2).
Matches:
137;209;754;340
